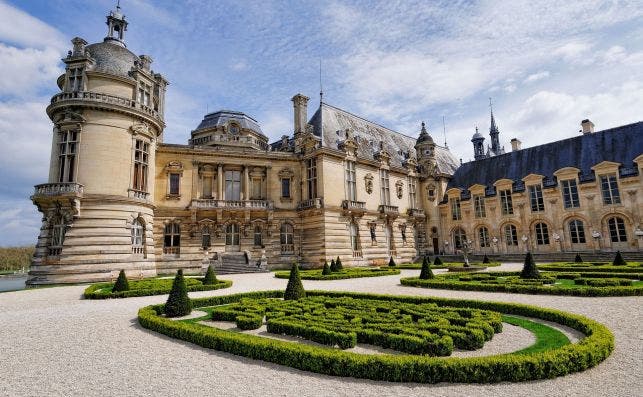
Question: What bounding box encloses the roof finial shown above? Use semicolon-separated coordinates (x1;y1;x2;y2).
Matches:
421;121;426;134
116;0;121;11
319;58;323;105
442;115;448;148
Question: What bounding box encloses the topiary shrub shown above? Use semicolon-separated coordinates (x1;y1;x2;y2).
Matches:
388;256;396;267
482;254;490;264
419;257;434;280
520;252;540;279
322;261;331;275
284;263;306;300
203;264;218;285
330;259;337;272
112;269;129;292
165;269;192;317
335;256;343;270
612;251;627;266
574;253;583;263
433;256;443;266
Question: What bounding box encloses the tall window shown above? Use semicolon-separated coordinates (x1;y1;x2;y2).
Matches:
345;161;357;201
68;67;83;91
349;222;359;252
169;173;180;195
201;226;211;249
131;218;144;254
380;169;390;205
600;174;621;205
50;215;66;255
504;224;518;246
561;179;580;209
132;140;149;192
528;184;545;212
225;170;241;200
202;176;213;198
569;219;586;244
58;130;78;183
607;217;627;242
473;195;486;218
138;82;151;106
306;158;317;199
408;177;417;208
500;189;513;215
280;223;294;253
535;222;550;245
225;223;240;247
251;178;262;199
254;225;263;247
450;197;461;220
478;227;490;247
281;178;291;198
453;228;467;249
163;223;180;255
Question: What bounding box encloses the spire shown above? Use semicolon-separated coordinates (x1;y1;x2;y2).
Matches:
442;115;448;148
488;98;501;155
489;98;498;134
415;121;433;145
105;1;128;47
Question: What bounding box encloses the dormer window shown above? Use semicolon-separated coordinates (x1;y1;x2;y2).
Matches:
138;82;151;107
68;68;83;92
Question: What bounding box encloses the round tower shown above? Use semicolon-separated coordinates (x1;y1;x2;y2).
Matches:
471;127;486;160
29;5;168;285
415;121;436;174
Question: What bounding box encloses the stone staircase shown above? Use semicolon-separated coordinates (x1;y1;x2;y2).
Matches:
214;252;268;274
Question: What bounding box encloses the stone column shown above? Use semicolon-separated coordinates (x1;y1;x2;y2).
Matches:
243;165;250;200
265;166;271;200
217;164;223;200
192;160;199;199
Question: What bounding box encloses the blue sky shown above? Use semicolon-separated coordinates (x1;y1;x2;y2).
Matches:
1;0;642;246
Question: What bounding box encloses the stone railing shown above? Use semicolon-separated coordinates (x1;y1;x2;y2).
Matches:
407;208;426;218
297;197;324;211
352;249;363;258
378;204;399;216
163;247;180;255
191;199;274;210
49;91;160;120
281;244;295;254
128;189;150;200
33;182;84;197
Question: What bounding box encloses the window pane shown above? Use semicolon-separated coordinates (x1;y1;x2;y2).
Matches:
170;174;180;195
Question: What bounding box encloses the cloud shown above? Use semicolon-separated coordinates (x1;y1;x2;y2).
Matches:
0;0;66;49
524;71;550;83
259;111;291;141
229;60;249;72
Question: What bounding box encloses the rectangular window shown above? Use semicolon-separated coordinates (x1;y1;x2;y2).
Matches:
528;184;545;212
68;68;83;91
169;173;180;195
58;130;78;183
281;178;290;198
561;179;580;209
500;189;513;215
138;82;151;106
251;178;262;199
600;174;621;205
306;158;317;200
225;170;241;200
132;140;149;192
408;177;417;208
202;176;212;198
345;161;357;201
473;194;486;218
450;197;461;220
380;169;390;205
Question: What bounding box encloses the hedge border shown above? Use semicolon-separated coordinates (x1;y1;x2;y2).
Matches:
137;289;614;383
538;264;642;273
274;268;400;280
388;262;501;270
84;279;233;299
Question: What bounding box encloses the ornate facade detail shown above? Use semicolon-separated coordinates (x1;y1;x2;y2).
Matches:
364;173;374;194
395;180;404;199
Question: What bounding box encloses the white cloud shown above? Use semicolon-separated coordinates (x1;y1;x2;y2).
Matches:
229;60;249;71
259;111;291;141
524;71;550;83
0;44;62;97
0;1;66;49
600;45;643;66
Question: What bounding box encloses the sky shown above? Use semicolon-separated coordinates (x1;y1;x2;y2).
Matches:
1;0;642;246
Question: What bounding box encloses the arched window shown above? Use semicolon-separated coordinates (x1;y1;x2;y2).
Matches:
132;218;144;254
453;228;467;249
49;215;66;256
254;225;263;247
607;217;627;242
478;227;490;248
568;220;586;244
349;222;359;251
201;226;211;249
164;222;180;255
504;224;518;246
280;223;294;253
535;223;549;245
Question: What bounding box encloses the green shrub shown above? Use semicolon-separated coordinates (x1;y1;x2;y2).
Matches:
236;314;263;330
574;253;583;263
112;269;130;292
203;265;218;285
335;256;343;270
275;267;400;280
84;277;232;299
322;261;331;275
164;269;193;318
521;252;540;279
433;256;443;266
330;259;337;272
419;257;434;280
613;251;627;266
388;257;396;267
284;263;306;300
482;254;490;264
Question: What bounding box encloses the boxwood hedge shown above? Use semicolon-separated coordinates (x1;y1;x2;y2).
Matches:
84;277;232;299
274;267;400;280
138;289;614;383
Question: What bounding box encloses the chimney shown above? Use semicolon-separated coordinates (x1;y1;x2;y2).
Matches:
510;138;522;151
581;119;595;134
291;93;309;134
71;37;87;57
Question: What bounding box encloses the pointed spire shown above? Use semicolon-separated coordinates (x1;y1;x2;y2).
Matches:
489;97;498;133
415;121;433;145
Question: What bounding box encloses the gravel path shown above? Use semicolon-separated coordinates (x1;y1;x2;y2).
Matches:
0;263;641;397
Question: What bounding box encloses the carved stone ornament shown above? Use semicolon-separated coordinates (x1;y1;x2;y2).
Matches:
130;122;151;138
364;173;374;194
395;180;404;199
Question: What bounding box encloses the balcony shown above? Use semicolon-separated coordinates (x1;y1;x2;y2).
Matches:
280;244;295;254
128;189;150;200
33;183;84;199
407;208;426;219
191;199;274;210
378;204;399;219
297;197;324;211
341;200;366;216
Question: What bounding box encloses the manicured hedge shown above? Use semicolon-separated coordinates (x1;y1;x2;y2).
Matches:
274;267;400;280
538;262;642;273
84;277;232;299
388;262;501;270
138;289;614;383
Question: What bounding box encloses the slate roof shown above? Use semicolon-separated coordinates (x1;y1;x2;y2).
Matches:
86;41;139;79
194;110;265;136
308;103;460;174
448;121;643;192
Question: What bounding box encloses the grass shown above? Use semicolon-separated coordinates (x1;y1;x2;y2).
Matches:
274;267;400;280
502;315;570;354
84;276;232;299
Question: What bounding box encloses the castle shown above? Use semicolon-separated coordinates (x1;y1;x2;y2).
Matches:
28;6;643;284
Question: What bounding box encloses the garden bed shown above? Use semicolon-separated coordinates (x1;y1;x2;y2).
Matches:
84;277;232;299
387;262;500;270
274;267;400;280
538;262;642;273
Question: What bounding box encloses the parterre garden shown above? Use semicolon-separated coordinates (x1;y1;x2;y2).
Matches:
274;257;400;280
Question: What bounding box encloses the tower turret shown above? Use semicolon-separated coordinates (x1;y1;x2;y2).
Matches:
415;122;437;175
472;127;486;160
105;3;128;46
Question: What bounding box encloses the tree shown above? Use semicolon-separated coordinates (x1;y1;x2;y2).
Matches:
322;260;331;275
613;251;627;266
574;253;583;263
165;269;192;317
335;256;343;270
520;252;540;279
388;256;396;267
203;264;217;285
112;269;129;292
433;256;443;266
330;259;337;272
419;257;434;280
284;263;306;300
482;254;490;264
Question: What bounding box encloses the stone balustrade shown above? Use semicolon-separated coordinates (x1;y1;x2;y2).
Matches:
341;200;366;216
191;199;274;210
33;182;84;197
407;208;426;218
49;91;160;120
297;197;324;211
378;204;399;216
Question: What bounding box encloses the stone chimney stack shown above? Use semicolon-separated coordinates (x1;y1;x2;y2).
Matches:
581;119;595;134
292;93;309;134
71;37;87;56
510;138;522;151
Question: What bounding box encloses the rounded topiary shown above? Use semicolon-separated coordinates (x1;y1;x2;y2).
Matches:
330;259;337;272
419;257;434;280
520;252;540;279
284;263;306;300
433;256;443;266
482;254;490;264
203;264;217;285
112;269;129;292
388;256;396;267
322;261;331;275
335;256;343;271
612;251;627;266
574;253;583;263
165;269;192;317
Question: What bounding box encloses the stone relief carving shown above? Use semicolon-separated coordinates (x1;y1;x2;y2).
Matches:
395;180;404;199
364;173;374;194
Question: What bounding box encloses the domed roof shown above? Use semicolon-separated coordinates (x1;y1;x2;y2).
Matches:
86;40;139;79
415;122;434;145
194;110;265;136
471;127;484;141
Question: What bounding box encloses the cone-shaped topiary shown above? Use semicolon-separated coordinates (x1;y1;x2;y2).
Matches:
574;253;583;263
165;269;192;317
388;256;396;267
612;251;627;266
284;263;306;300
433;256;443;266
482;254;490;264
322;260;331;275
520;252;540;279
112;269;129;292
203;264;218;285
419;257;434;280
335;256;343;270
330;259;337;272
